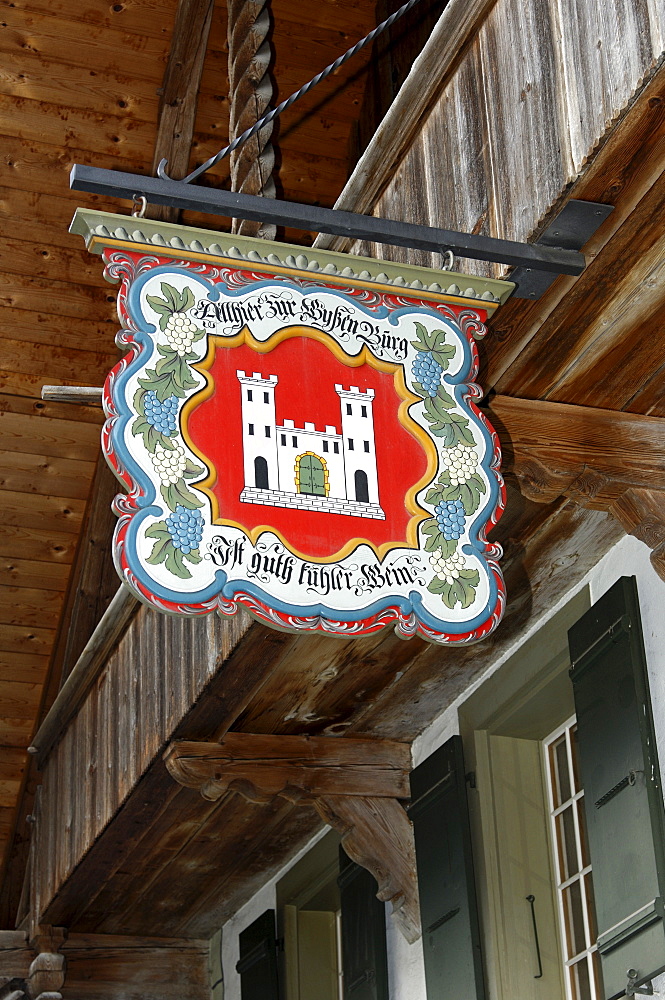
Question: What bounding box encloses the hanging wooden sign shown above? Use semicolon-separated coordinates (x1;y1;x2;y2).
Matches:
72;210;514;644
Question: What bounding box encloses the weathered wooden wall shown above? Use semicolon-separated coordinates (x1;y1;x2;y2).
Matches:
352;0;665;276
28;604;253;928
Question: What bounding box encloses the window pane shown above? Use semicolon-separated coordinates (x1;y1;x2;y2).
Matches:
556;805;579;881
571;726;582;793
569;956;592;1000
584;873;597;941
577;799;591;868
552;736;572;806
563;879;587;958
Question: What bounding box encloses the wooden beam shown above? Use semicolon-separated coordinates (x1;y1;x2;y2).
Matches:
165;734;412;801
166;734;420;942
149;0;215;223
490;395;665;500
489;394;665;580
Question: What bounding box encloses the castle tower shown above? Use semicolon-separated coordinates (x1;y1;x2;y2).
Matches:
237;371;279;491
335;385;380;505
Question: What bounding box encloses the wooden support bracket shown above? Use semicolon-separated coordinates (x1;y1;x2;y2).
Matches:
25;926;66;1000
490;395;665;580
165;734;421;942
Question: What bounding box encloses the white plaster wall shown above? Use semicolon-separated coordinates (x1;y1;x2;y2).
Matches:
219;534;665;1000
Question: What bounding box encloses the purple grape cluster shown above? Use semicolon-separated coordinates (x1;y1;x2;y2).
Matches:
412;351;443;396
145;391;178;435
435;498;465;540
166;505;204;553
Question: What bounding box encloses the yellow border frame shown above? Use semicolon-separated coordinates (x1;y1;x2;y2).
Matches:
180;325;437;563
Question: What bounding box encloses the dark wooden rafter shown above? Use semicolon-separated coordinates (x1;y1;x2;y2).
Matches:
227;0;277;238
490;395;665;579
165;734;421;942
149;0;216;223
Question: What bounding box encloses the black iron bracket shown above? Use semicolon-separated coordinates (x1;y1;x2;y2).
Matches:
70;165;612;299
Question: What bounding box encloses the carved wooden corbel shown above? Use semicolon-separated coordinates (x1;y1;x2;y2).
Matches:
490;395;665;581
165;734;421;941
26;926;66;1000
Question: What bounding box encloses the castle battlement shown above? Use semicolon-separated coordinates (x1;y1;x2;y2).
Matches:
334;384;375;400
277;419;340;437
236;370;278;385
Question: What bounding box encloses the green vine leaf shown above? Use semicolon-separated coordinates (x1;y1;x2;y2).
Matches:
183;458;205;479
154;350;199;391
138;368;186;402
161;479;203;512
146;534;171;566
164;544;192;579
440;473;486;515
441;576;477;609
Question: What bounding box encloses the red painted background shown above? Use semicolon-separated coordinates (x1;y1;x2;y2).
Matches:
186;335;428;559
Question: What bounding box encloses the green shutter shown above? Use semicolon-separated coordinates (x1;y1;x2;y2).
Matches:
569;576;665;1000
338;847;389;1000
409;735;486;1000
236;908;280;1000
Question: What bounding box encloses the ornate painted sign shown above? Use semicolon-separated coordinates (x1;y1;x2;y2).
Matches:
72;210;514;644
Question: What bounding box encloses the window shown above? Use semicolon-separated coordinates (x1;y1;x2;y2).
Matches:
333;442;339;455
264;391;269;404
346;403;352;415
248;423;254;435
265;426;271;438
361;405;367;418
281;434;286;446
544;720;600;1000
247;389;253;401
354;470;369;503
323;440;329;453
347;439;354;451
292;436;298;447
363;441;370;453
254;456;269;489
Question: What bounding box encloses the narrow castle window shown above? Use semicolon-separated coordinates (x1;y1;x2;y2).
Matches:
265;426;271;438
263;391;269;404
247;389;253;401
333;442;339;454
361;405;367;417
281;434;286;446
348;439;354;450
346;403;352;415
322;440;329;453
292;436;298;447
364;441;370;453
248;423;254;435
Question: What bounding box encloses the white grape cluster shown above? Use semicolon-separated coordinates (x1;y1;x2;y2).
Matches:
443;444;477;485
164;312;199;356
152;442;187;485
430;550;466;583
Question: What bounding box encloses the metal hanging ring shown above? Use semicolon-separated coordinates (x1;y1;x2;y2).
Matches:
131;194;147;219
440;249;455;272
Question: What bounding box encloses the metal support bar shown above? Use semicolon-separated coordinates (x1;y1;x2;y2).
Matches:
70;164;592;277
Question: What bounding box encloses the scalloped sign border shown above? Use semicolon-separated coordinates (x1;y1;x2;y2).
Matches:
99;244;506;645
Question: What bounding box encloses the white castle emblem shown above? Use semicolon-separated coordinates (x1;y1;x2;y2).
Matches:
237;370;385;519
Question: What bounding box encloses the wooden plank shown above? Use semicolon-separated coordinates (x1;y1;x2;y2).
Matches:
0;650;49;683
0;451;96;502
0;412;100;463
0;622;55;657
0;305;116;356
0;6;170;79
0;237;107;286
0;338;112;387
0;271;118;323
0;681;41;721
0;523;78;563
0;393;104;425
5;0;178;42
0;718;34;746
166;734;412;800
0;585;63;629
0;490;85;534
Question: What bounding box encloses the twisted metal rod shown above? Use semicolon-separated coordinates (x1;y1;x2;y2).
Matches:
157;0;430;184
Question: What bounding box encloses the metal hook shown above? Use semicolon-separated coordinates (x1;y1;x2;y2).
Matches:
131;194;147;219
440;249;455;272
